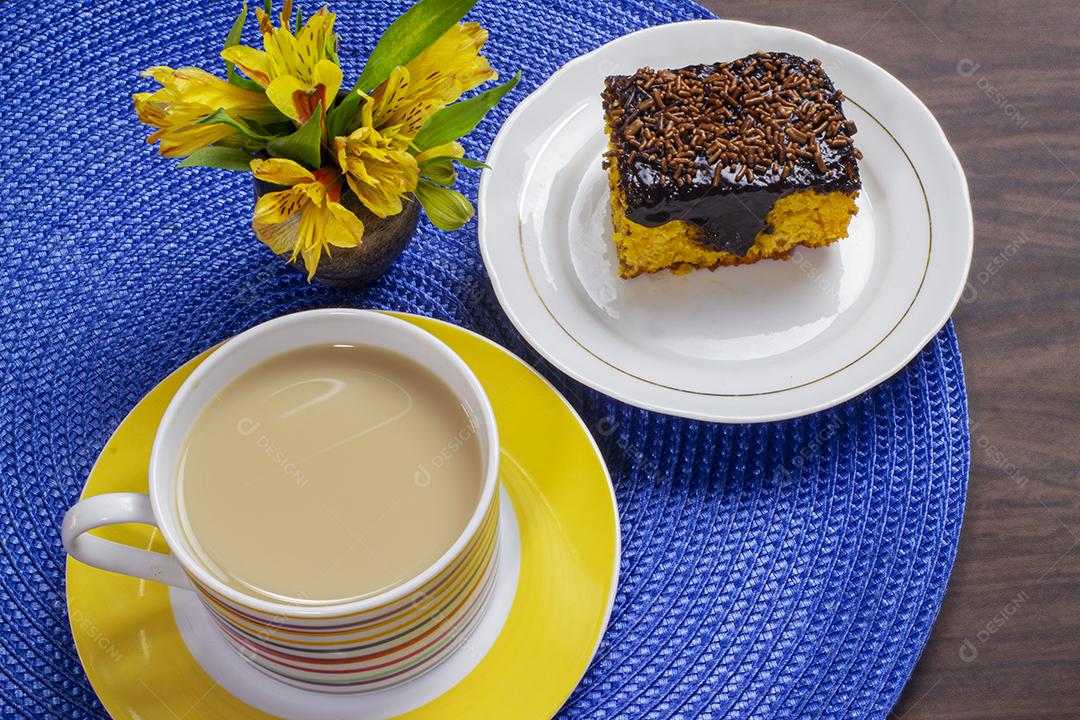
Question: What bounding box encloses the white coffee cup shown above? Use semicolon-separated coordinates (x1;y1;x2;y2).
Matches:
62;309;501;692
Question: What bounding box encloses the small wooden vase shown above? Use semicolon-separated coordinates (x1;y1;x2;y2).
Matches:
253;178;420;288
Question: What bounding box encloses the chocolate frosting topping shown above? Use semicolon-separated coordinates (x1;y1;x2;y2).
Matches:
602;52;862;255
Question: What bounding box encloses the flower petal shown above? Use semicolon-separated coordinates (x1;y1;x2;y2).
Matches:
369;22;497;137
157;123;235;157
250;158;316;186
299;245;320;280
253;213;301;256
336;123;418;218
133;64;283;157
313;59;343;106
294;204;328;278
252;186;308;226
325;202;365;248
140;66;175;85
221;45;272;86
132;93;164;126
265;75;308;123
295;11;337;77
297;180;328;205
414;141;464;163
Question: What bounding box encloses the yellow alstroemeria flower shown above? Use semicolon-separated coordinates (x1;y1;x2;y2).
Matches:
250;158;364;279
370;22;497;136
221;1;342;125
133;66;281;157
334;106;419;218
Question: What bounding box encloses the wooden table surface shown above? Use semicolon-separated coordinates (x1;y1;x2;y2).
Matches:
691;1;1080;717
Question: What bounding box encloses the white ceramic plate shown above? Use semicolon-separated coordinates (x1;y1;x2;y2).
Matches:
478;20;972;423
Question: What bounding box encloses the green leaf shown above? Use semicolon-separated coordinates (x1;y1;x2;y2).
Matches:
418;156;458;186
224;2;250;86
263;0;272;14
412;72;520;151
456;156;489;169
354;0;478;93
264;102;324;169
229;74;263;92
293;2;302;33
178;146;254;171
326;32;339;65
326;88;363;140
195;108;272;142
247;118;295;138
415;178;475;231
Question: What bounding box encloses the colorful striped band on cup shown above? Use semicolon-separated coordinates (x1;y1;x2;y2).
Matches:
188;492;500;691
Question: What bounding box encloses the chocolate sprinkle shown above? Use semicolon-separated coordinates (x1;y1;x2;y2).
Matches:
602;52;862;255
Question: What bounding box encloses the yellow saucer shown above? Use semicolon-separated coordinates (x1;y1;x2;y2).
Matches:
67;312;619;719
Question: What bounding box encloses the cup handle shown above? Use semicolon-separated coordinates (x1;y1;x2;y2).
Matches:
62;492;191;589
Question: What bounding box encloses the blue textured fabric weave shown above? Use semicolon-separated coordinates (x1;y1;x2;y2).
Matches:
0;0;968;718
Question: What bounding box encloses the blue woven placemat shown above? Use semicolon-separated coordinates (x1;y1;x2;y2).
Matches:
0;0;968;718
